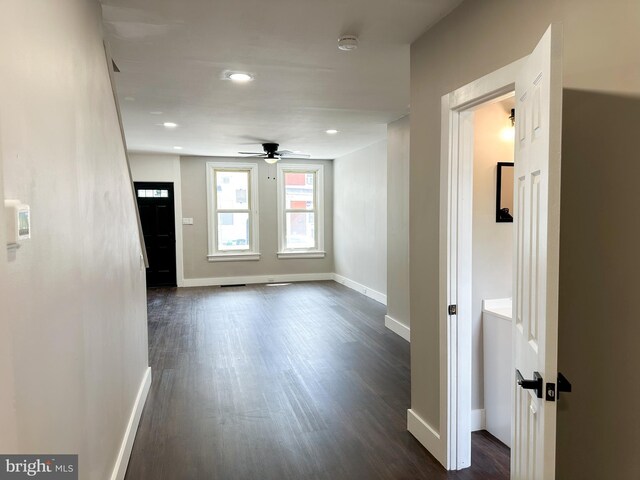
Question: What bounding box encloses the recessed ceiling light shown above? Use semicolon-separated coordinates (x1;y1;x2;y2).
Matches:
163;122;178;128
326;129;339;135
173;146;183;150
228;72;253;83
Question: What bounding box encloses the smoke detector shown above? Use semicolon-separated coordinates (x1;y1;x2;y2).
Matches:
338;35;359;51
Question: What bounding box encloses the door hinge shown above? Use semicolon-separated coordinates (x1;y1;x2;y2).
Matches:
448;304;457;315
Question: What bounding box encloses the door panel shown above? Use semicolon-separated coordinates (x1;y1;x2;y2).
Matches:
512;24;563;480
135;182;177;287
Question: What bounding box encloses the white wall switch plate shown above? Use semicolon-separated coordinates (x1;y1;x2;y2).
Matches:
182;217;194;225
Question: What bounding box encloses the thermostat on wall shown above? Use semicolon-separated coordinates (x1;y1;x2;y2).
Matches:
5;199;30;247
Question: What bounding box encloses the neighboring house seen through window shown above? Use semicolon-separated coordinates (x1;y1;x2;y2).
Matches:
277;163;325;258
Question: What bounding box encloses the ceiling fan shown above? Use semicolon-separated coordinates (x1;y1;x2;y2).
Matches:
238;143;311;164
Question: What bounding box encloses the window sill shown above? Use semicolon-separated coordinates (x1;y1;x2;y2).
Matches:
207;252;261;262
277;251;326;259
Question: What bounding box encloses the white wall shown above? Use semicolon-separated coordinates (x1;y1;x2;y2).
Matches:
129;153;185;286
0;131;18;451
0;1;149;477
387;116;410;331
471;100;514;411
556;90;640;479
334;141;387;302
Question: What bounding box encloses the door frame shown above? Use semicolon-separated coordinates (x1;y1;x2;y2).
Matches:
134;181;178;287
131;165;185;287
439;57;525;470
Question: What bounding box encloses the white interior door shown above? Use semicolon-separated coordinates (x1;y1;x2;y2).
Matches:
512;24;563;479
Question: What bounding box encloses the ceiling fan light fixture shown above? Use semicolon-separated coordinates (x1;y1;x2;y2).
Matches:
238;142;309;161
338;35;359;51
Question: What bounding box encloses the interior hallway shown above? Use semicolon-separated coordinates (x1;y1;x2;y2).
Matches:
125;282;508;479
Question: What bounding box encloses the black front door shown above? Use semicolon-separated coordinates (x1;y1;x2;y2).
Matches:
135;182;177;287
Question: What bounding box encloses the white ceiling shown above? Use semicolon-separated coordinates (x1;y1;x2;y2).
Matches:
101;0;461;159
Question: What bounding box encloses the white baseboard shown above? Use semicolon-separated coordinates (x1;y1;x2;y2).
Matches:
332;273;387;305
181;272;388;307
110;367;152;480
407;409;446;468
385;315;410;341
471;409;486;432
182;272;333;288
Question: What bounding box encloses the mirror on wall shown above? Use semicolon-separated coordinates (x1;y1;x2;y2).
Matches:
496;162;514;223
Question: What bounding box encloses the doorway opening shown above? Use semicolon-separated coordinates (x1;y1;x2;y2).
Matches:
135;181;177;287
437;56;523;471
469;95;516;467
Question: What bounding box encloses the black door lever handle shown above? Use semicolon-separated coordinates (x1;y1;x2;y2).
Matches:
557;372;572;399
516;369;543;398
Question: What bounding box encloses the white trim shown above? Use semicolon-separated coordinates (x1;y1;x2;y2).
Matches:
332;273;387;305
110;367;151;480
206;161;260;258
384;315;410;342
434;58;523;471
407;409;446;467
180;274;388;308
471;409;486;432
277;251;326;259
276;163;325;257
174;174;185;287
207;252;261;262
182;272;333;288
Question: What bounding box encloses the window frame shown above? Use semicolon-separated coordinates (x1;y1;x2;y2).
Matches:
206;161;260;262
276;163;325;259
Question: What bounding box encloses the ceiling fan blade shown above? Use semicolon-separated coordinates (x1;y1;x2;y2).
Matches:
238;152;265;155
279;152;311;158
238;135;273;144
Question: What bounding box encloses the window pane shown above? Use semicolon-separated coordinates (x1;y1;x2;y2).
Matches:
285;212;315;249
217;213;250;251
216;171;249;209
285;172;314;210
137;190;146;197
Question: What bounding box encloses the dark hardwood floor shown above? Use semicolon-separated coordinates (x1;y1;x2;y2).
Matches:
125;281;509;479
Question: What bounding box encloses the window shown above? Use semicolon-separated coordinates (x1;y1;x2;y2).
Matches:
277;164;325;258
206;162;260;261
137;189;168;198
